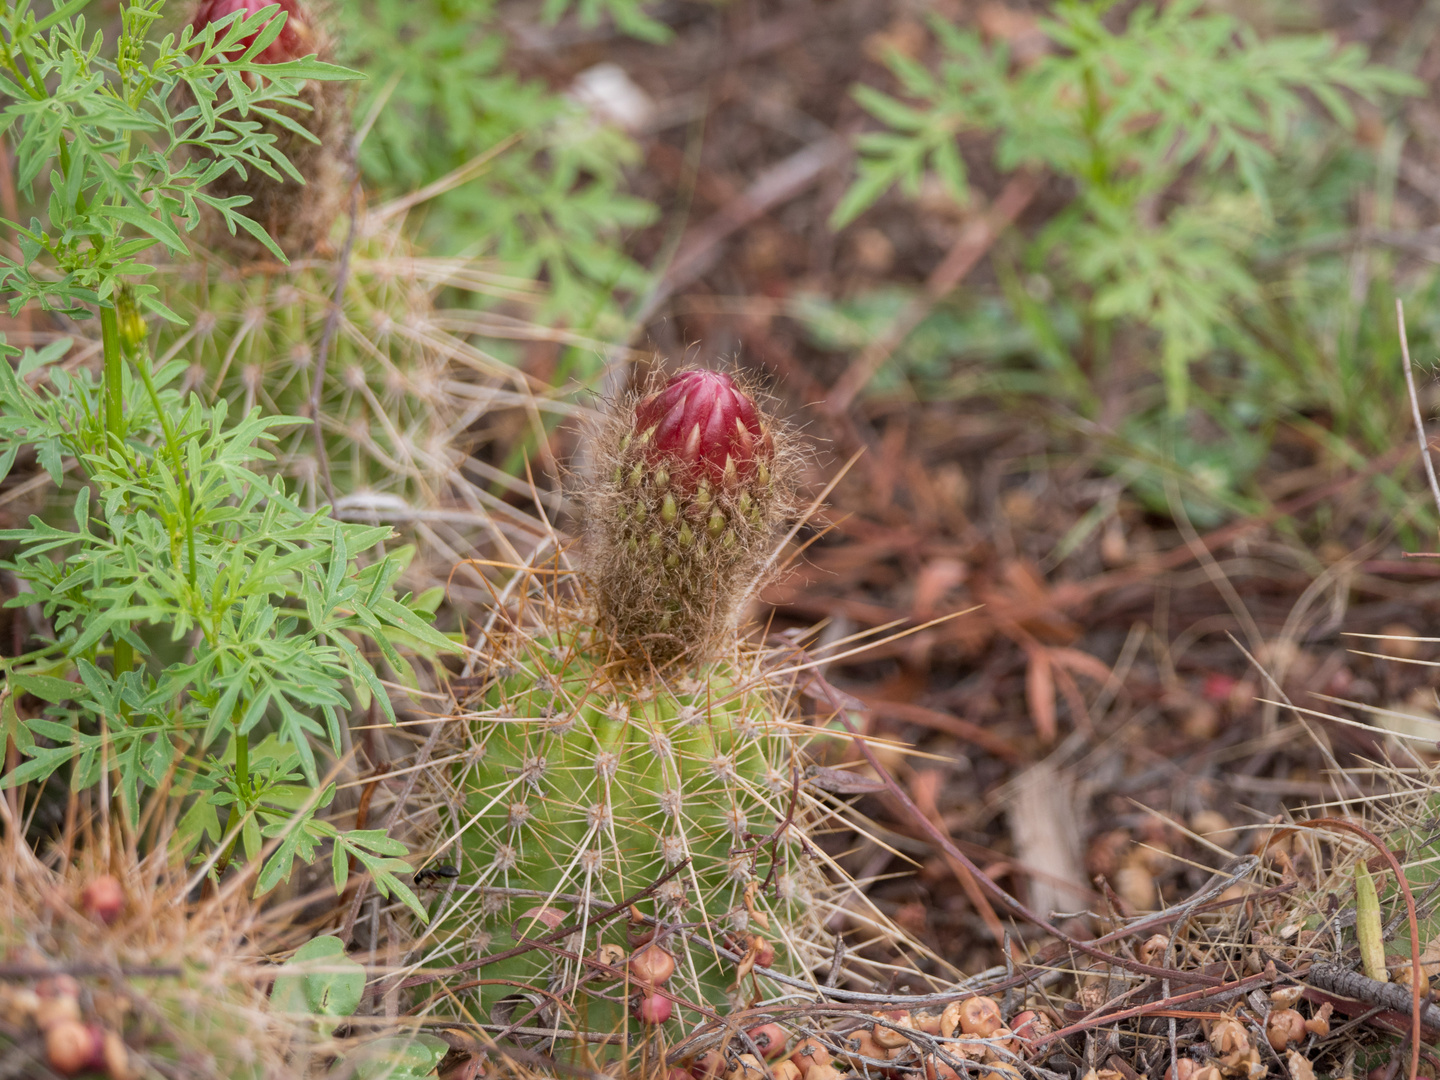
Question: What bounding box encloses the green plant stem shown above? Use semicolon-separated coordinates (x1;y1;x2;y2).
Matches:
235;731;249;801
213;732;250;876
99;304;133;679
134;347;197;587
100;305;124;445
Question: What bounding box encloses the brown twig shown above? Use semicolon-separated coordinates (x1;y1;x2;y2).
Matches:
1029;969;1277;1050
1306;962;1440;1033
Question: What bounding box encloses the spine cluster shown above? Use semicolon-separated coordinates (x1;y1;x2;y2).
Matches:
588;369;801;664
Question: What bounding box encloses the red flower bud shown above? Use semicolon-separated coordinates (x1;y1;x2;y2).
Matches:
191;0;313;64
632;371;770;490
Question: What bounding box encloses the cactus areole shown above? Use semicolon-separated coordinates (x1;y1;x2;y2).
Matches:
192;0;313;64
591;369;797;662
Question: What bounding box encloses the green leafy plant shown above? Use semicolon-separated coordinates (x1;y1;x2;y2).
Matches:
272;934;367;1017
0;0;451;911
834;0;1419;414
541;0;671;43
1;0;354;313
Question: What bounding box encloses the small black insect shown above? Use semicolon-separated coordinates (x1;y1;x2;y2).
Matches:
413;864;461;887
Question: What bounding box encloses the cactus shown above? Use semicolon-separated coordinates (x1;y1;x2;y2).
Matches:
149;215;542;515
447;623;825;1036
435;371;825;1043
186;0;350;260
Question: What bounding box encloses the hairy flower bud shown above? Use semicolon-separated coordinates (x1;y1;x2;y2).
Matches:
589;368;800;662
191;0;314;64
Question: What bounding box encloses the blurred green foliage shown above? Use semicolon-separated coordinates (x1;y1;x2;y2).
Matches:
816;0;1433;528
336;0;658;341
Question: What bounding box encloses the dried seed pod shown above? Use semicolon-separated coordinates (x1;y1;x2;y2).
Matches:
913;1011;942;1035
633;992;672;1025
1193;1068;1223;1080
747;1024;788;1059
748;935;776;968
790;1037;833;1075
693;1051;728;1080
1137;933;1170;966
940;1000;963;1038
80;875;124;925
1164;1061;1202;1080
44;1020;104;1077
1303;1002;1333;1037
593;943;626;971
981;1028;1018;1062
841;1030;887;1069
958;996;1004;1037
1011;1009;1054;1043
1285;1051;1315;1080
1266;1009;1305;1051
771;1063;802;1080
1270;985;1304;1009
1207;1016;1250;1067
872;1009;913;1049
725;1054;766;1080
925;1055;962;1080
980;1065;1022;1080
630;942;677;986
806;1068;843;1080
